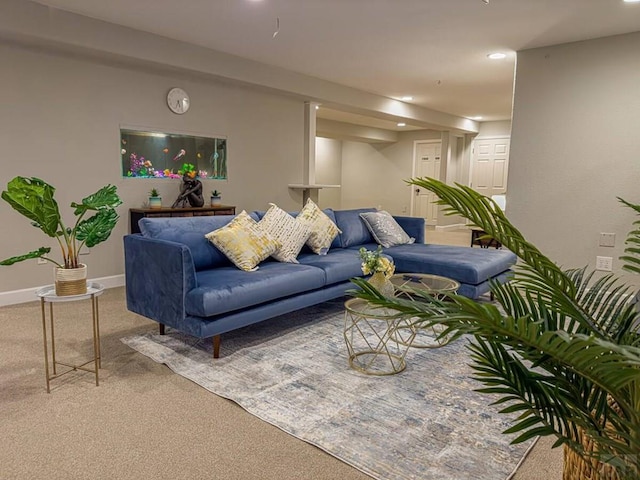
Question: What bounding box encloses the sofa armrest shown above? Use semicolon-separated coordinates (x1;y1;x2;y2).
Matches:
393;216;425;243
124;234;198;329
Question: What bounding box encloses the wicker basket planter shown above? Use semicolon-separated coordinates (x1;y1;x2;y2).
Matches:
54;264;87;296
563;443;620;480
563;399;625;480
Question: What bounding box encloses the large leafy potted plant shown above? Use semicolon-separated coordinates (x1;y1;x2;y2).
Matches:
352;178;640;480
1;176;122;295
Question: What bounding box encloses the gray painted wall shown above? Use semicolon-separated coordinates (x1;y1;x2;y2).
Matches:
509;32;640;285
315;137;342;208
340;131;443;214
0;42;306;293
478;121;511;137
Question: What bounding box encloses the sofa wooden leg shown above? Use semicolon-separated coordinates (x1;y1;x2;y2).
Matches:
213;335;221;359
159;324;165;335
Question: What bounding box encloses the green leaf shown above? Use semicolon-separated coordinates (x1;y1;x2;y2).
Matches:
75;209;120;248
70;184;122;216
0;247;51;265
1;177;60;237
350;182;640;474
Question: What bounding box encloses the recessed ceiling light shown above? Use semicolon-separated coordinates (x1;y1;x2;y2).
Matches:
623;0;640;3
315;105;320;110
487;52;506;60
400;96;413;101
397;122;406;127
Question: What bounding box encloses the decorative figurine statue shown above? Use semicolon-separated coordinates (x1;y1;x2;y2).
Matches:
172;174;204;208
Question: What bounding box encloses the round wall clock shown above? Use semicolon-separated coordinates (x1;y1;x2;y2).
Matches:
167;87;190;114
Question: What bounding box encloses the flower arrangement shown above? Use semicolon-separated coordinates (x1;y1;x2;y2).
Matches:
359;245;395;278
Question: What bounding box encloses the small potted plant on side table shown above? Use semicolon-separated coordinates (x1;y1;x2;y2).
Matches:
211;190;222;207
1;176;122;295
148;188;162;209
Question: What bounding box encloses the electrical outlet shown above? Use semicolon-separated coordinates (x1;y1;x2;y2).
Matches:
595;256;613;272
599;232;616;247
36;258;47;265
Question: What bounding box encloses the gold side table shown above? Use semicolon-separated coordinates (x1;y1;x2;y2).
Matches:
343;298;414;375
36;282;104;393
388;273;459;348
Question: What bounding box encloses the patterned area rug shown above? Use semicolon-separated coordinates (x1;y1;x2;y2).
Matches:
122;299;535;480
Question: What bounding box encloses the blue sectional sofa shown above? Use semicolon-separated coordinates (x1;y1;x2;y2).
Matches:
124;207;516;357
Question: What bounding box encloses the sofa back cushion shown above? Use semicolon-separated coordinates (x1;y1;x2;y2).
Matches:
139;215;257;271
333;208;377;248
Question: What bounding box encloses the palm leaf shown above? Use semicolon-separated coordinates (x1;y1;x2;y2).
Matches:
619;197;640;274
349;179;640;476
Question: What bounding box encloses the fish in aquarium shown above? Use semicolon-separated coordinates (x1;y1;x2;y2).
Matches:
173;149;186;162
163;148;169;153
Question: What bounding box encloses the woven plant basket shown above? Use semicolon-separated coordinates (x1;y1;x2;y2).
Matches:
563;438;620;480
563;397;626;480
54;264;87;296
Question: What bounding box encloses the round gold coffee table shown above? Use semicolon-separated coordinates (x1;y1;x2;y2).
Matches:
343;298;414;375
388;273;459;348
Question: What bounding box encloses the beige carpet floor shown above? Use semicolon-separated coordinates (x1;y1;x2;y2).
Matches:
0;283;563;480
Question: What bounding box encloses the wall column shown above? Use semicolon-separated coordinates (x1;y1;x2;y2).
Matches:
303;101;319;203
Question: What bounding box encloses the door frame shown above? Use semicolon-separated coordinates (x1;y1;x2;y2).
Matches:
410;139;442;218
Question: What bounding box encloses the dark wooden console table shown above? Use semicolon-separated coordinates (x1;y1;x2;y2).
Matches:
129;205;236;234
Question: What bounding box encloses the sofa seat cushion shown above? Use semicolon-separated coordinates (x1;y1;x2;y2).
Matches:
384;243;517;285
185;262;326;318
297;249;364;285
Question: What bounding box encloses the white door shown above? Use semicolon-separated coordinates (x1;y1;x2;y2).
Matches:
471;137;510;198
412;141;441;225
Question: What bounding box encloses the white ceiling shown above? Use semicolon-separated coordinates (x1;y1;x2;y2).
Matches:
33;0;640;130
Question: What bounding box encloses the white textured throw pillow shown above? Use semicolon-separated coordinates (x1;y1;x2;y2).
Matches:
297;199;341;255
359;210;415;248
259;203;311;263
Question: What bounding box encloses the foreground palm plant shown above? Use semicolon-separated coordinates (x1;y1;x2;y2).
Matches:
351;178;640;479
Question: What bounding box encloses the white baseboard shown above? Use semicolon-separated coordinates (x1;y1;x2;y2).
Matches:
0;274;125;307
435;223;468;231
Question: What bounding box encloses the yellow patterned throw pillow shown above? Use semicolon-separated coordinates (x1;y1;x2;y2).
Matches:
297;199;342;255
205;210;280;271
259;204;311;263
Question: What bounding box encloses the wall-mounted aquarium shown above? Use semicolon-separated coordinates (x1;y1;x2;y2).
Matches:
121;128;227;179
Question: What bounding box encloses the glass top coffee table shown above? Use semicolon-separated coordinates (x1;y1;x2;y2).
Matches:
388;273;460;349
343;298;414;375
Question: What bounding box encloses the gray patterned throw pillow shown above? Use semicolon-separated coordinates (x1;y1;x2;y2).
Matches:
359;211;415;248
